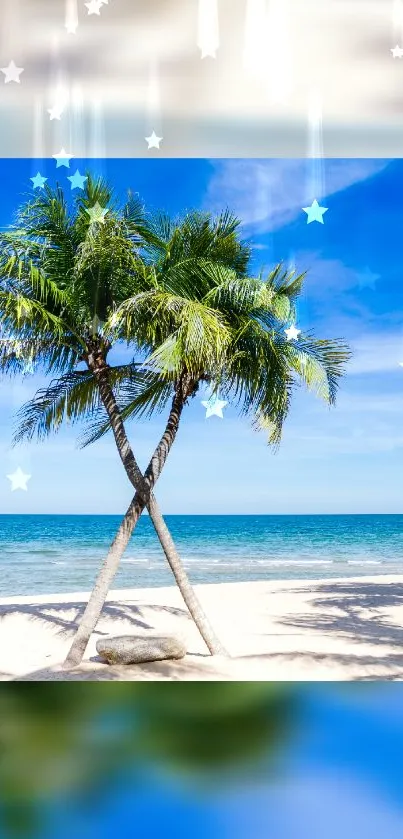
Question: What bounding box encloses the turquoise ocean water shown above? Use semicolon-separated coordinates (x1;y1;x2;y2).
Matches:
1;514;403;597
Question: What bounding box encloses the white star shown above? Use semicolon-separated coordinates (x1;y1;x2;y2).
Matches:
1;60;24;84
52;148;74;168
47;104;64;120
201;395;228;419
65;20;78;34
85;202;109;224
7;467;31;492
197;0;219;60
391;45;403;58
201;47;217;58
285;325;301;341
145;131;163;149
85;0;103;14
302;199;328;224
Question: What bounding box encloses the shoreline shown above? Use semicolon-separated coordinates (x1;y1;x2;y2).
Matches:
1;574;402;681
1;571;402;604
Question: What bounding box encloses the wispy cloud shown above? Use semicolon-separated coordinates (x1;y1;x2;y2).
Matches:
204;159;390;233
337;393;403;413
229;772;403;839
348;333;403;375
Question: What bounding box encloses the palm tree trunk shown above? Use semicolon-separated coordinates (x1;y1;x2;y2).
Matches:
64;364;226;667
63;494;142;668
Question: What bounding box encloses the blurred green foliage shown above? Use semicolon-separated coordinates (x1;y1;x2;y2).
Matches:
0;683;297;836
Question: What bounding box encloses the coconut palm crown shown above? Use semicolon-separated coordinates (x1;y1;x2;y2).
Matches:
0;186;350;447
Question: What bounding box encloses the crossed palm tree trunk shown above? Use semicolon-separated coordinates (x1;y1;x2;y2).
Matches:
64;356;227;667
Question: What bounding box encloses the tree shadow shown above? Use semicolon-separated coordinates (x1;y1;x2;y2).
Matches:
13;655;230;682
275;580;403;649
237;648;403;680
0;599;190;639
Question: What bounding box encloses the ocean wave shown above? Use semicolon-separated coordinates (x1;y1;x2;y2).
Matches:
347;560;382;565
121;558;150;564
256;560;334;566
180;559;336;567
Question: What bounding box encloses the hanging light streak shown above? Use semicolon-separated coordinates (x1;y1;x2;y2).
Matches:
65;0;79;34
32;94;44;162
145;58;162;137
268;0;292;103
243;0;293;103
243;0;267;78
306;91;325;204
71;81;86;159
197;0;219;58
89;95;105;166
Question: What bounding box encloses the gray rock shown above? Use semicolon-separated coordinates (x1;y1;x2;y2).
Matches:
96;634;187;665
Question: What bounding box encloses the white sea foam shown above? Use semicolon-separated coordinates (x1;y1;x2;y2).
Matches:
347;560;382;565
256;559;334;566
121;558;150;563
181;559;335;567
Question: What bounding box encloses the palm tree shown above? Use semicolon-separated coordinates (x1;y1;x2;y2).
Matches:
5;193;351;666
0;177;232;662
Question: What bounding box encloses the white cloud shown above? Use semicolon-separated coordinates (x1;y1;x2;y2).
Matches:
285;429;403;456
337;393;403;413
348;333;403;375
204;159;390;233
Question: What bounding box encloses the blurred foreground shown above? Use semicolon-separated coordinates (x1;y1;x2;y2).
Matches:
0;683;401;838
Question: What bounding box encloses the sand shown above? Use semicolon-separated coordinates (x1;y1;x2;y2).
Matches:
0;574;403;681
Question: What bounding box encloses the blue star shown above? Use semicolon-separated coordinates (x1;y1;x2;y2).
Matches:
30;172;47;189
302;199;328;224
356;267;380;290
52;148;73;168
67;169;88;190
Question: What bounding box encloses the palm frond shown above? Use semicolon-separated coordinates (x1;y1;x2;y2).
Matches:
13;371;99;444
78;370;174;447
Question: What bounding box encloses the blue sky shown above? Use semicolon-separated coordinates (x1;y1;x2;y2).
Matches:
0;156;402;514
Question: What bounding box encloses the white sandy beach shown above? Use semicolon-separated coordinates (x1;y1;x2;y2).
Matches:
0;575;403;681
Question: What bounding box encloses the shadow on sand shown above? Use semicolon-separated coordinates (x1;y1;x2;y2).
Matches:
0;599;189;638
238;579;403;680
4;579;403;681
278;580;403;647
